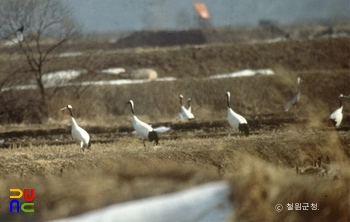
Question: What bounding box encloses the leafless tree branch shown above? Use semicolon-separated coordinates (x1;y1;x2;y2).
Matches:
0;0;80;122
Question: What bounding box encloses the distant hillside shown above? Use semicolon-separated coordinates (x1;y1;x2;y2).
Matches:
113;24;349;48
115;29;207;48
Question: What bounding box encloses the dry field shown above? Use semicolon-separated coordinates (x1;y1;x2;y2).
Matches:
0;33;349;221
0;125;349;221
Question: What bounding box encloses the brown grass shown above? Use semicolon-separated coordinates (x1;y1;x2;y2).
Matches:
229;154;349;222
1;37;349;125
41;68;349;128
0;128;349;221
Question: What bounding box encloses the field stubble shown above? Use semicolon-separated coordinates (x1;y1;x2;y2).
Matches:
0;123;349;221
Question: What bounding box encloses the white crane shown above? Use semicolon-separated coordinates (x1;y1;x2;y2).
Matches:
179;95;194;120
285;77;301;112
61;105;91;151
177;97;193;120
226;91;249;137
329;94;349;127
187;98;192;113
127;100;159;147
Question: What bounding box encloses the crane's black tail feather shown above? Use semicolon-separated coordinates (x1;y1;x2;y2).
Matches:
148;131;159;145
239;123;249;137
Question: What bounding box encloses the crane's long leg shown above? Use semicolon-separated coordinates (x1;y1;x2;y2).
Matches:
294;103;299;118
80;142;84;152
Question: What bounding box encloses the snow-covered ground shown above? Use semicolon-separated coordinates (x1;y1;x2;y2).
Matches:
250;37;287;44
51;181;233;222
1;76;176;92
100;68;126;75
76;77;176;87
38;70;86;86
1;68;274;92
209;69;274;79
58;52;84;58
4;38;20;46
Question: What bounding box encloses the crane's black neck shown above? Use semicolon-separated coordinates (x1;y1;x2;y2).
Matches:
179;97;183;106
339;97;343;108
129;103;135;115
68;109;74;118
296;82;300;93
226;94;230;108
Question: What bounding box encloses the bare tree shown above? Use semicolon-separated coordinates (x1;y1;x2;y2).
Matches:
0;0;80;122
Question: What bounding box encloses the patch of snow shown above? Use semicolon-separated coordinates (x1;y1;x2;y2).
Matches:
3;32;23;46
58;52;84;58
101;68;126;75
210;69;274;79
1;77;177;92
4;38;20;46
78;77;176;86
155;77;177;82
40;70;87;86
1;85;37;91
266;37;287;43
249;38;287;44
308;31;349;40
322;32;349;39
332;32;349;38
50;181;232;222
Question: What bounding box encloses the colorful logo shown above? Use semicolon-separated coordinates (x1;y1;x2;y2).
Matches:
9;188;35;213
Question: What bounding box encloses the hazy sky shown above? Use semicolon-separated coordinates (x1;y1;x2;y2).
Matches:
63;0;349;33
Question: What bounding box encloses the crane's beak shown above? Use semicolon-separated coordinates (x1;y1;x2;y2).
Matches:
61;107;67;111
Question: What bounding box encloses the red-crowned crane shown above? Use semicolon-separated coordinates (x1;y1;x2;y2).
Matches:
329;94;349;127
226;92;249;137
127;100;159;147
61;105;91;151
187;98;192;113
285;77;301;112
179;95;194;120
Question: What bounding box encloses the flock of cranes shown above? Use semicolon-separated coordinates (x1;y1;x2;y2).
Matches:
13;25;349;150
61;77;349;151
